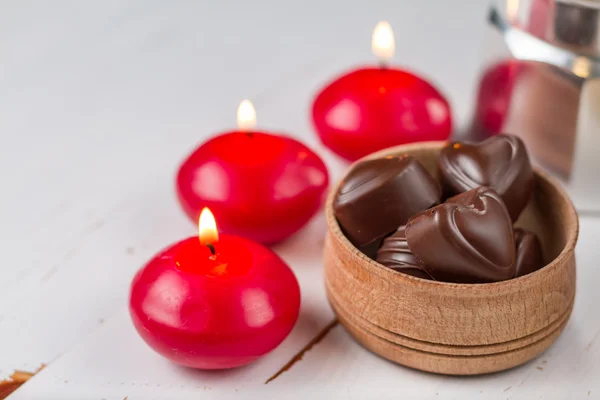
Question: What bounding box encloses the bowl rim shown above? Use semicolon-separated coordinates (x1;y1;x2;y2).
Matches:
325;140;580;289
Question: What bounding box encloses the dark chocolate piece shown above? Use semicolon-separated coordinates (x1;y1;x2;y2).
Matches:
439;134;534;222
406;187;516;283
358;238;383;260
334;155;441;247
376;226;433;279
514;228;543;277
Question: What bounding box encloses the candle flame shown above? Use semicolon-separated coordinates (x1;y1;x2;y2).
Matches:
372;21;395;64
199;207;219;245
507;0;519;23
573;56;592;78
237;99;257;131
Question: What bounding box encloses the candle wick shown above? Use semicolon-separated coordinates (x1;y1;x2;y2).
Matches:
245;130;253;137
379;61;388;70
206;243;216;255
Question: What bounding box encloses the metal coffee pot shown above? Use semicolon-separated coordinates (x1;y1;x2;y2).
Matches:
471;0;600;211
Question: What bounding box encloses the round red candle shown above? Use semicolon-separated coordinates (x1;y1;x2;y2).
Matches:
129;208;301;369
312;21;452;161
177;100;329;245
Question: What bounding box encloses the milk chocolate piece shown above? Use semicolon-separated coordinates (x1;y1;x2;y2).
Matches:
406;187;516;283
376;226;433;279
334;155;441;247
439;134;534;221
514;228;543;277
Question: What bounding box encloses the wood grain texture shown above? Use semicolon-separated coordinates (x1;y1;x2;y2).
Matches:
324;141;579;375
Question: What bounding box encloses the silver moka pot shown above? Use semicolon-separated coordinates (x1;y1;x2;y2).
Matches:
471;0;600;211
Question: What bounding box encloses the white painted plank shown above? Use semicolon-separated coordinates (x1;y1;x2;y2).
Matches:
9;217;600;399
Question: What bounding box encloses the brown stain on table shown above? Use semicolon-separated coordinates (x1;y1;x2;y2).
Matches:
0;365;45;399
265;318;339;384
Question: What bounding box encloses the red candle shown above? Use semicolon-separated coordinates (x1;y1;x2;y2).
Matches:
129;208;301;369
312;21;452;161
177;101;329;245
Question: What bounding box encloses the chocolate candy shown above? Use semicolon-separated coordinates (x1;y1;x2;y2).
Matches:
334;155;441;247
439;134;534;222
358;238;384;260
514;228;543;277
406;187;516;283
376;226;433;279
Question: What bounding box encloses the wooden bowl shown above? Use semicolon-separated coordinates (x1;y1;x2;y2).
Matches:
324;141;578;375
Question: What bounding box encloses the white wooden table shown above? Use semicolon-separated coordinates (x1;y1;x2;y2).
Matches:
1;1;599;399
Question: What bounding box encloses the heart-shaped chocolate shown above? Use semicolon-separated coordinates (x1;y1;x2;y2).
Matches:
514;228;543;277
405;187;516;283
439;134;533;221
376;226;433;279
334;155;441;247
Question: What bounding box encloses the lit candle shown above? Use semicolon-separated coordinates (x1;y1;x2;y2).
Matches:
129;208;301;369
177;100;329;244
312;21;452;161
